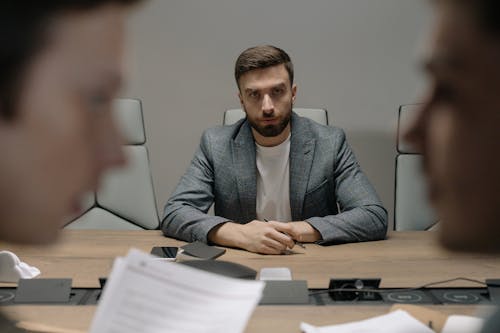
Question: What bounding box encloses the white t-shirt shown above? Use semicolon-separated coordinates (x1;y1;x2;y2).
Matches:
255;134;292;222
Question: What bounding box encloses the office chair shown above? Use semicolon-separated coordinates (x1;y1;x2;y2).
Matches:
223;108;329;126
65;98;160;230
394;104;437;231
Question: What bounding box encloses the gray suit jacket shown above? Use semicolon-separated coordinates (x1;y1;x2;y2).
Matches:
162;112;387;244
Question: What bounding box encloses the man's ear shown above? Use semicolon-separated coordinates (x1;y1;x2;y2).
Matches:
291;84;297;105
238;92;245;108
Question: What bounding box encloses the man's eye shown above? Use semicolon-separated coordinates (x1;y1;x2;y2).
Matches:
248;91;260;99
272;88;284;96
88;93;111;112
433;84;455;103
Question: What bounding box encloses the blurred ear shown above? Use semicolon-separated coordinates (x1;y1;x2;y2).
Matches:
0;100;18;124
0;107;9;126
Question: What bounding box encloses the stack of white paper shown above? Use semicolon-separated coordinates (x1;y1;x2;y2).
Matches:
301;310;484;333
90;249;264;333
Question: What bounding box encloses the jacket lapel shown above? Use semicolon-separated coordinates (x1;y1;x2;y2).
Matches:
232;121;257;222
289;113;315;221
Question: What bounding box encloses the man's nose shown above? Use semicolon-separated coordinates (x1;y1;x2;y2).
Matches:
98;115;127;173
102;136;127;170
262;94;274;115
402;104;428;154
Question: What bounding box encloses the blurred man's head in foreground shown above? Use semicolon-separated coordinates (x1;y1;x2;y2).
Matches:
0;0;142;244
405;0;500;252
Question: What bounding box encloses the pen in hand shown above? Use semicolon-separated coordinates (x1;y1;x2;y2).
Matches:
263;219;306;249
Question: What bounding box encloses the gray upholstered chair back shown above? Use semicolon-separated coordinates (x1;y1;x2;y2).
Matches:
65;98;160;230
394;104;437;231
223;108;328;126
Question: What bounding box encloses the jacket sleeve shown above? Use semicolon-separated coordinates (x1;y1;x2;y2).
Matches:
305;129;388;244
161;131;230;243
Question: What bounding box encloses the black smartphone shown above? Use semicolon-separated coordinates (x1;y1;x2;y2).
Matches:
150;246;179;258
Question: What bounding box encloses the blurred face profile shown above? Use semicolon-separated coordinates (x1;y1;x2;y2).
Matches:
0;4;126;244
238;64;297;145
405;2;500;252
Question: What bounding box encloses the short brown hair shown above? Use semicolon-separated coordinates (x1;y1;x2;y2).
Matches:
234;45;294;89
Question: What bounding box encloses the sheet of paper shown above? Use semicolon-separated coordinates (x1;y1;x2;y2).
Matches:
301;310;435;333
442;315;484;333
90;248;264;333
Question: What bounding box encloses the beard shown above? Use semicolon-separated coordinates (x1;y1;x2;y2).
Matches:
245;106;292;137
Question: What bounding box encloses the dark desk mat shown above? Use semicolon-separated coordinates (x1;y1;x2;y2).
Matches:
0;287;497;306
309;288;493;306
0;288;99;305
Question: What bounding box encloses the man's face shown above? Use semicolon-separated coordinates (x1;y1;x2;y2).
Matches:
405;3;500;252
238;64;296;143
0;5;127;244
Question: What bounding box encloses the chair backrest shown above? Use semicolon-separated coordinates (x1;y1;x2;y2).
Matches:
223;108;329;126
394;104;437;231
65;98;160;230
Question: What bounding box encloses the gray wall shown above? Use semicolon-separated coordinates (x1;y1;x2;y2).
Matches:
124;0;429;229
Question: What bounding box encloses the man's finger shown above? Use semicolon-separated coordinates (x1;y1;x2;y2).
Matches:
268;221;294;234
267;229;295;249
263;237;288;252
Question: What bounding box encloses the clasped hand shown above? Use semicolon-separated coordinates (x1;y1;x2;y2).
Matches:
208;220;321;255
240;220;321;254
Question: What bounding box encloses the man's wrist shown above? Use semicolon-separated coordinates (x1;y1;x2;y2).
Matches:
301;221;322;242
208;222;245;249
301;219;324;242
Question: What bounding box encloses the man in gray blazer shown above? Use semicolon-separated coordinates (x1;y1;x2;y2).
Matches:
163;45;387;254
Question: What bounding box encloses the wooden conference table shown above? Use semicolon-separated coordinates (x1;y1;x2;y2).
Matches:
0;230;499;332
